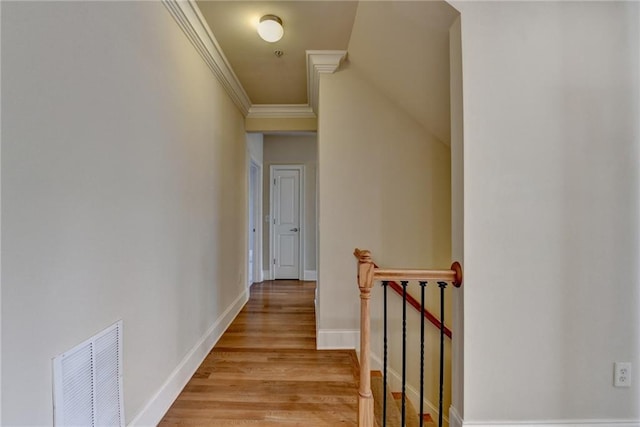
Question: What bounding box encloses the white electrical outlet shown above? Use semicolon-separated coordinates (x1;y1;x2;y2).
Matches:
614;362;632;387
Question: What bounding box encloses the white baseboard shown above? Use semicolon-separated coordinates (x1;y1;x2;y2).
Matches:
451;407;640;427
262;270;270;281
448;405;640;427
249;270;263;286
370;352;448;426
316;329;359;350
450;406;463;427
303;270;317;281
461;421;640;427
128;289;248;426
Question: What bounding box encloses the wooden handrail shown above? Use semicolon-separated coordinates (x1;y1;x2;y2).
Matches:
354;248;463;287
353;248;463;427
374;268;458;282
354;248;462;338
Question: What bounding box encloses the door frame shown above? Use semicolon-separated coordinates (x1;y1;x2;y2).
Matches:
269;164;305;281
247;158;263;288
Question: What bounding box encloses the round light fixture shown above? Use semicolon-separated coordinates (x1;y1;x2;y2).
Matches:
257;15;283;43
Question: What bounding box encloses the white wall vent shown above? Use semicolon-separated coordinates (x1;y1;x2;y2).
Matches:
53;320;124;426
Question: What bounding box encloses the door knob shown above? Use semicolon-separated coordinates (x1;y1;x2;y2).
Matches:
290;228;299;232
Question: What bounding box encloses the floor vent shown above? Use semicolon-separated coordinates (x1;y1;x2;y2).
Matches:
53;321;124;426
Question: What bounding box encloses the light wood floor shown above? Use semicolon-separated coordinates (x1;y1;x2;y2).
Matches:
159;280;359;426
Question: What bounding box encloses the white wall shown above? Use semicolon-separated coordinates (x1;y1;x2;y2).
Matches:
1;2;247;425
0;4;2;423
317;1;455;410
317;63;452;345
345;1;458;145
247;133;264;165
262;133;318;276
455;1;640;422
448;14;464;421
0;3;3;420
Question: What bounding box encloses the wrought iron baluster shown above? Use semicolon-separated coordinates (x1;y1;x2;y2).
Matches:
437;281;448;427
401;280;408;427
382;280;389;427
419;281;428;427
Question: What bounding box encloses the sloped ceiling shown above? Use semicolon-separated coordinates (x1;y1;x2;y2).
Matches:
191;0;458;142
343;1;458;145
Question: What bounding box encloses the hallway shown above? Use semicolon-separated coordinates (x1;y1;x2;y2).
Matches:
159;281;359;426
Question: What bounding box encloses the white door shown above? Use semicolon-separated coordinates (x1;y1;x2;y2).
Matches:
272;167;301;279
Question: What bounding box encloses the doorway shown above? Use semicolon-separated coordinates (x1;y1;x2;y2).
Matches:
269;165;304;280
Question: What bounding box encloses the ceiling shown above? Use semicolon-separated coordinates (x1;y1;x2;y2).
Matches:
192;0;458;144
196;1;358;105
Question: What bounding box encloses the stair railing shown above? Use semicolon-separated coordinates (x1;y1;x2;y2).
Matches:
354;248;463;427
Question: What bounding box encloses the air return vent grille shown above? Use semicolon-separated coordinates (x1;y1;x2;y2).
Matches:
53;321;124;426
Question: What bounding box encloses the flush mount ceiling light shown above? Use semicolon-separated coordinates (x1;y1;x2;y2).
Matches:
257;15;284;43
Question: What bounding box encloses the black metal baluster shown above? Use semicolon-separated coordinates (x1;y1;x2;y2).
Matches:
419;281;428;427
382;281;389;427
401;280;408;427
437;282;448;427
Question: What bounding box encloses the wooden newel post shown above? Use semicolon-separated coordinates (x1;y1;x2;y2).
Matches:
354;248;375;427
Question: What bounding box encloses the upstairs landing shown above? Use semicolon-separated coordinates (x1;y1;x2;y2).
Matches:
159;280;359;426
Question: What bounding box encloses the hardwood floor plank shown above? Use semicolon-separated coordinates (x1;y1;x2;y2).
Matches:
181;380;356;396
174;389;356;404
204;350;354;364
159;281;358;426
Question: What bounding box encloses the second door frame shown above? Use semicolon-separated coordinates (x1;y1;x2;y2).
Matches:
269;164;305;281
247;158;262;287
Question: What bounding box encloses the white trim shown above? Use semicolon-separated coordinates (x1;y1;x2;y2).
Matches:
248;104;316;119
0;2;3;416
269;165;305;281
461;421;640;427
306;50;348;114
450;406;463;427
303;270;317;281
316;329;359;350
247;158;262;287
253;160;262;283
314;294;320;334
370;352;448;426
262;270;269;282
128;289;248;427
162;2;348;119
263;131;317;137
162;0;251;115
454;408;640;427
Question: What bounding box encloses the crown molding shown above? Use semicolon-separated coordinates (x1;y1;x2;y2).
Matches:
306;50;348;114
163;0;251;116
163;1;347;120
247;104;316;119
